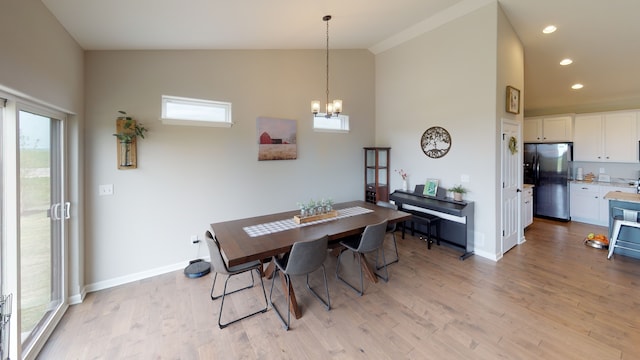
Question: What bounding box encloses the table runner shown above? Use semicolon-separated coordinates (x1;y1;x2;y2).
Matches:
242;206;374;237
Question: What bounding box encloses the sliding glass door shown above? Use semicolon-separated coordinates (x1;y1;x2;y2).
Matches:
18;108;66;356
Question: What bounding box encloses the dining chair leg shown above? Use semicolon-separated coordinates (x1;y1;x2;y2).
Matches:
374;248;389;283
306;265;330;310
211;270;256;300
218;271;268;329
269;267;291;330
357;254;365;296
336;249;365;296
377;232;399;269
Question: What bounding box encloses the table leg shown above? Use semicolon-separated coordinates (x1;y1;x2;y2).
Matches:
329;247;343;257
278;271;302;319
358;253;379;284
263;260;275;279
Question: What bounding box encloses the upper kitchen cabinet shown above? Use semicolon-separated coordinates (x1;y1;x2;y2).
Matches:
523;115;573;143
574;111;638;163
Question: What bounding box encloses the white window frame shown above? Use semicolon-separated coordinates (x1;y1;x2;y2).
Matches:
161;95;232;128
313;114;350;133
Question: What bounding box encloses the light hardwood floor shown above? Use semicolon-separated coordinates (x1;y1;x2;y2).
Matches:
39;219;640;359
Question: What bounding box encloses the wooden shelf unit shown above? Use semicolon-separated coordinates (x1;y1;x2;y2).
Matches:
364;147;390;204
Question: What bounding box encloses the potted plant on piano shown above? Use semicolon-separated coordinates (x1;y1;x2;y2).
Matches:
449;184;467;201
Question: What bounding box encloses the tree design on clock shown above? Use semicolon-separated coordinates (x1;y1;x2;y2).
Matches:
421;126;451;159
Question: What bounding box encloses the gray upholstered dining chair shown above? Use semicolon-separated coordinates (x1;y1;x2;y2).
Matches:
269;235;330;330
336;219;389;296
205;230;268;329
376;201;399;267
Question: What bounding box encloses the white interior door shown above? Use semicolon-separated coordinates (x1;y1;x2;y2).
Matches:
502;120;521;255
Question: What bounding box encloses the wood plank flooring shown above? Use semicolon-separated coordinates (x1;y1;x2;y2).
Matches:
39;218;640;359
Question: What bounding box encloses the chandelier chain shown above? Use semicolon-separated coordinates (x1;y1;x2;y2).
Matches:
325;18;330;109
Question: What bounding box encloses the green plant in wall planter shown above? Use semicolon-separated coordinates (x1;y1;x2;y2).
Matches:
113;111;148;168
113;111;148;142
449;184;467;201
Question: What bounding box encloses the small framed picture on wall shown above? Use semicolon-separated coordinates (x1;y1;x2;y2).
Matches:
506;86;520;114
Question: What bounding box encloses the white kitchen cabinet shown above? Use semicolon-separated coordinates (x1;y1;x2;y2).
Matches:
523;115;573;143
522;186;533;228
574;111;638;163
570;182;637;225
604;112;638;162
570;183;599;223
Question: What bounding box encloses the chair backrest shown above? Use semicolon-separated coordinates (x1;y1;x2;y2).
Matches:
284;235;329;276
357;220;388;253
205;230;230;275
376;201;397;231
612;207;640;222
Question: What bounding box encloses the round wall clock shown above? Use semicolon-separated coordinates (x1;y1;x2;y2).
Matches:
421;126;451;159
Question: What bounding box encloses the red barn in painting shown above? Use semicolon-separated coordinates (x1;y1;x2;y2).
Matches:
259;132;272;144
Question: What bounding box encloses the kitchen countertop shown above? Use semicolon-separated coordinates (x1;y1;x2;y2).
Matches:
570;180;637;190
604;191;640;203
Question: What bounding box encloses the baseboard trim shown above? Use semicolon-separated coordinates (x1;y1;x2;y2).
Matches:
68;288;86;305
84;260;192;294
474;248;500;261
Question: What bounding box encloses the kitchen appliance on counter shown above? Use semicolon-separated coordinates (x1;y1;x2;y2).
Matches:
524;142;573;221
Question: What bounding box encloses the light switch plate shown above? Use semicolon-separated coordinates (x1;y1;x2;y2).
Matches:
461;174;470;183
99;184;113;196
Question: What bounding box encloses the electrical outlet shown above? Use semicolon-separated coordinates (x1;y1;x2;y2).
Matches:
190;235;199;245
99;184;113;196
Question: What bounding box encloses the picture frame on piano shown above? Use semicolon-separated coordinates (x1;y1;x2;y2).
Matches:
423;179;439;197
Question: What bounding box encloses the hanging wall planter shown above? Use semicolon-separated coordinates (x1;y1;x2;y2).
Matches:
113;111;147;169
119;140;133;167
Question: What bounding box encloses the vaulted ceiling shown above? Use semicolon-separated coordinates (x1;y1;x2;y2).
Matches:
41;0;640;115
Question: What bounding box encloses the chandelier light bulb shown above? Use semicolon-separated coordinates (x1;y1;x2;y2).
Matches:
311;100;320;114
333;100;342;114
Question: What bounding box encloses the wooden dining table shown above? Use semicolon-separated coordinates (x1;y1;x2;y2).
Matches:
210;200;411;319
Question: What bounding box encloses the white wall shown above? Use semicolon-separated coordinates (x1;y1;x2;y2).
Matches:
0;0;85;304
0;1;85;358
375;2;523;259
83;50;375;288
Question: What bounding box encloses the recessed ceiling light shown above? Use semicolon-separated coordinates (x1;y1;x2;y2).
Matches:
571;83;584;90
560;58;573;66
543;25;557;34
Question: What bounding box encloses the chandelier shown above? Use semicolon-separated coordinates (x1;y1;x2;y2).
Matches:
311;15;342;118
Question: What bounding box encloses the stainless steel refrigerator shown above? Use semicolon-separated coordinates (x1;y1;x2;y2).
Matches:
523;143;573;221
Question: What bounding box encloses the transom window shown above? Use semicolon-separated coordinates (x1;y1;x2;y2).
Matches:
313;114;350;133
161;95;232;127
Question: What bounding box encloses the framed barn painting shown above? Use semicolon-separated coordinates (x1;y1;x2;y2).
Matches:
257;117;297;161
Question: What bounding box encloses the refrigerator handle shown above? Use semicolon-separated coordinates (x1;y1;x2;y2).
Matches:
533;154;540;185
